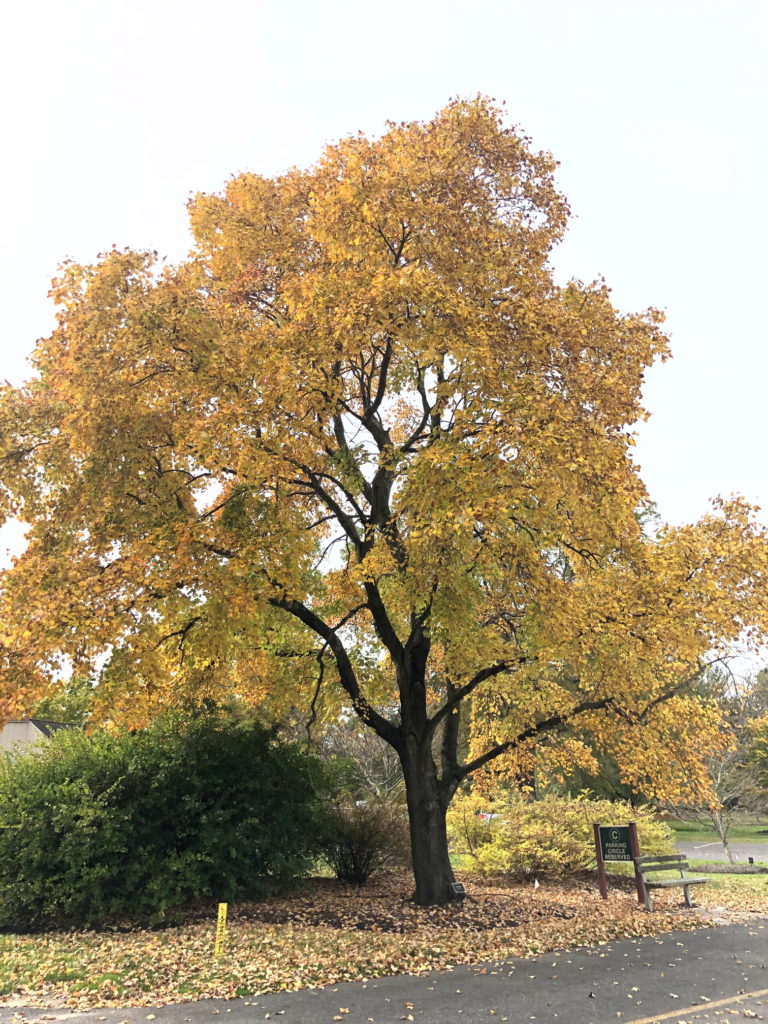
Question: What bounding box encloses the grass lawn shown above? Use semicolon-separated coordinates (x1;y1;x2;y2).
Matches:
0;872;720;1010
608;862;768;892
668;819;768;844
701;872;768;892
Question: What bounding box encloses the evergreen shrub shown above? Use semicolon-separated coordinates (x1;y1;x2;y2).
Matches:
0;710;322;929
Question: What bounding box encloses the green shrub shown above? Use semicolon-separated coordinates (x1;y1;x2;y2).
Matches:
0;709;322;929
447;792;674;876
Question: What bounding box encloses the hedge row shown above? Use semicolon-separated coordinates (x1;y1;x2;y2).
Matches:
0;711;322;928
447;791;675;875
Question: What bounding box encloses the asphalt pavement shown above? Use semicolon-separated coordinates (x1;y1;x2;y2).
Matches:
4;920;768;1024
677;839;768;864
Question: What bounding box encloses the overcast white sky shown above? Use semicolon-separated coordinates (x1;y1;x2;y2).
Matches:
1;0;766;543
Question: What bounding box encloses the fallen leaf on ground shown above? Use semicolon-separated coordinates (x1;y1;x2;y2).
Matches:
1;871;752;1011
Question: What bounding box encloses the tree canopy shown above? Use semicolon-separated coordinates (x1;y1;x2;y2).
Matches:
2;97;768;902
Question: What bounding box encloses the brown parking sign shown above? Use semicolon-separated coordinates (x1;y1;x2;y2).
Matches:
593;821;644;903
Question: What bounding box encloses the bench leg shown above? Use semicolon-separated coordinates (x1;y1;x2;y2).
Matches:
644;884;653;912
682;884;692;908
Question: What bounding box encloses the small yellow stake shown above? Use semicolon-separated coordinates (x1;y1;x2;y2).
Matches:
214;902;228;958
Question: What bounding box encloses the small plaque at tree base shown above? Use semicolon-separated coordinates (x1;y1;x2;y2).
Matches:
451;882;466;899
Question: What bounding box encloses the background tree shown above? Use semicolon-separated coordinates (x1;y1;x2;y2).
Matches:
662;668;768;863
313;719;409;885
668;667;768;862
318;720;405;803
31;674;95;727
2;99;768;904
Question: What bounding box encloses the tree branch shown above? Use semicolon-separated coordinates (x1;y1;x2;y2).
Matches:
361;582;405;664
305;644;327;744
636;660;714;722
365;335;393;423
428;660;516;735
270;594;401;749
453;697;614;784
439;686;462;796
285;468;364;554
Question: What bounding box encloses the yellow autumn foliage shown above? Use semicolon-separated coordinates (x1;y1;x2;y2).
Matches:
1;97;768;901
447;792;675;876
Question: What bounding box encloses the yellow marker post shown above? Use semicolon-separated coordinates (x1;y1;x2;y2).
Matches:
214;902;228;958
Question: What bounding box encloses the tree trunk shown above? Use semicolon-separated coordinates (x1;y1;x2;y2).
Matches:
401;736;456;905
711;810;736;864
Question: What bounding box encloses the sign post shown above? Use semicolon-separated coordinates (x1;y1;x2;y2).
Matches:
593;822;608;899
594;822;644;903
214;902;228;958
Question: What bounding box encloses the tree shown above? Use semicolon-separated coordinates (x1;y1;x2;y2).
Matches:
2;98;768;904
31;674;95;727
318;720;405;803
662;669;768;863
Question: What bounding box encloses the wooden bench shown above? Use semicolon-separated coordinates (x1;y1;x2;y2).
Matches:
634;854;709;911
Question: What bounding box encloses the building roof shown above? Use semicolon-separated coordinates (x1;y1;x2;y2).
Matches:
5;719;78;737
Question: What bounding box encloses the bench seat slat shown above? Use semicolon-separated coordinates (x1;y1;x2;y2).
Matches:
636;855;688;864
640;862;691;873
643;880;708;888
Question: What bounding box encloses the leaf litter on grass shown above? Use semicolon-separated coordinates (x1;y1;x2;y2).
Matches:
1;871;761;1011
